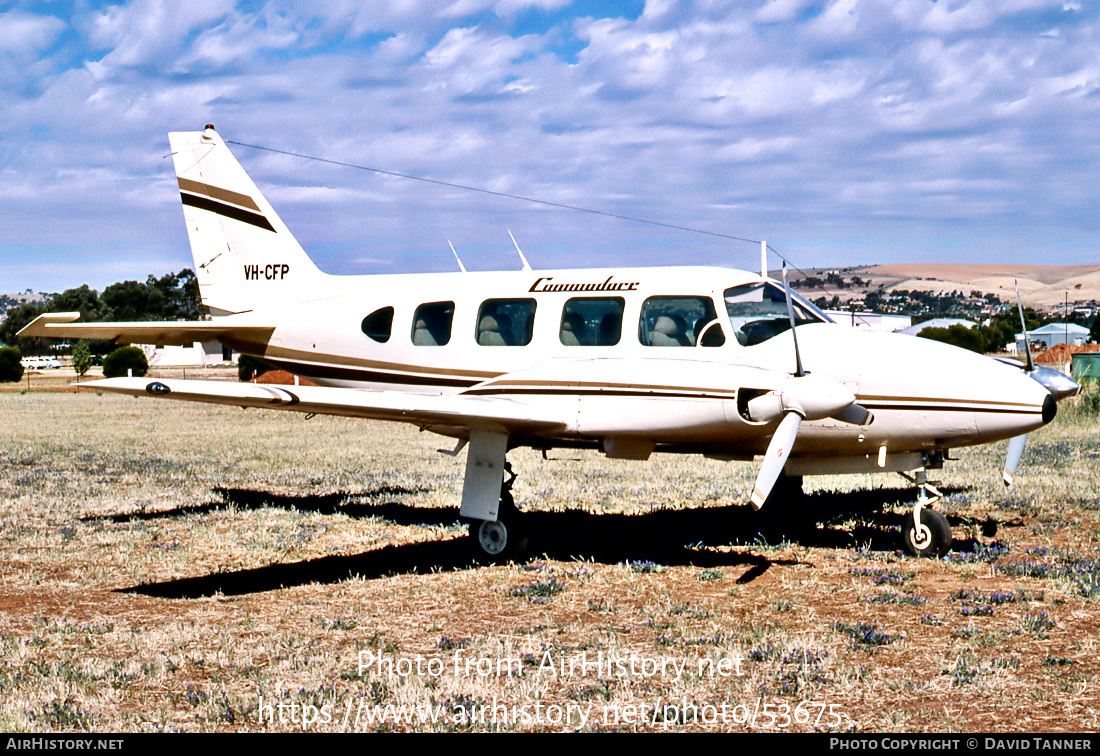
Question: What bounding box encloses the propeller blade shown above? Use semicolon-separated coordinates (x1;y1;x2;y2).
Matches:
751;411;802;509
834;402;874;426
1003;434;1027;487
1014;280;1035;373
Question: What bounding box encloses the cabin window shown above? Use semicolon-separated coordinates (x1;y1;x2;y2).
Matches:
476;299;536;346
361;306;394;343
560;297;624;346
411;301;455;346
638;296;721;347
724;283;830;346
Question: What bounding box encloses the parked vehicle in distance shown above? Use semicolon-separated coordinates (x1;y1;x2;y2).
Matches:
20;356;62;370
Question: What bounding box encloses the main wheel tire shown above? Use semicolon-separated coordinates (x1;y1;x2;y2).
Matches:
468;493;528;563
901;508;952;558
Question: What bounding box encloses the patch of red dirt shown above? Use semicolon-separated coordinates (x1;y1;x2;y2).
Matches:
1034;343;1100;365
255;370;317;386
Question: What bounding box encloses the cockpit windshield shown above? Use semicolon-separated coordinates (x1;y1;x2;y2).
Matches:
724;282;832;346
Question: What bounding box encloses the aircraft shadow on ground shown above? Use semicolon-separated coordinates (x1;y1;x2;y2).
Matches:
121;484;992;599
81;485;432;524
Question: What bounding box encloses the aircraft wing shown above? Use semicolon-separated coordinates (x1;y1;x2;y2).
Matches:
17;312;274;346
82;377;570;437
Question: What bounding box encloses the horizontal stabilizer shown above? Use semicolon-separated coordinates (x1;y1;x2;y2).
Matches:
17;312;274;346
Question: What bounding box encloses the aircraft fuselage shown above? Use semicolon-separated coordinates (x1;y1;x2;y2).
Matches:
236;264;1053;461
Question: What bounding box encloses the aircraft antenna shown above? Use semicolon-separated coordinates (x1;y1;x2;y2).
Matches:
448;240;468;273
508;230;532;271
760;240;768;279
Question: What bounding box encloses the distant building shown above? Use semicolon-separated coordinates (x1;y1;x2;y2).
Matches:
1015;323;1089;353
140;341;237;367
823;311;912;333
897;318;977;337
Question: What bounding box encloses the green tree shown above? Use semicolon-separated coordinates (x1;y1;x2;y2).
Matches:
1019;308;1041;332
984;314;1026;353
50;285;111;322
2;269;205;358
99;270;205;322
102;280;164;321
918;325;986;353
44;285;115;357
0;302;47;355
71;340;93;377
102;346;148;378
149;269;205;320
0;346;23;382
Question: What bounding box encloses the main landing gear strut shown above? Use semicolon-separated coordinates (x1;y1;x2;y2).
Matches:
458;431;528;562
468;463;528;562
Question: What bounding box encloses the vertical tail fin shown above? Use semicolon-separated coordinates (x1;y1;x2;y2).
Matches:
169;126;325;315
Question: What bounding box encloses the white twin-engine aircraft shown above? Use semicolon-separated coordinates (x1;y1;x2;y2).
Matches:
22;126;1080;561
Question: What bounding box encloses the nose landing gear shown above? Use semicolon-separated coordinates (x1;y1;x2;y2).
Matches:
898;466;951;558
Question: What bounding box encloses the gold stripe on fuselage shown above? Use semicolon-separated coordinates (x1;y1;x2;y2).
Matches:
263;345;498;382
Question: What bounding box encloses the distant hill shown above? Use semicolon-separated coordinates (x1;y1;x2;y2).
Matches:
0;292;51;320
855;264;1100;310
786;264;1100;312
1;292;50;305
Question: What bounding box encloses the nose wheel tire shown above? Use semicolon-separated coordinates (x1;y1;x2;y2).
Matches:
901;508;951;558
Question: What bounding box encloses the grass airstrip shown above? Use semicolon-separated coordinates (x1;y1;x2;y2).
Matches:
0;369;1097;732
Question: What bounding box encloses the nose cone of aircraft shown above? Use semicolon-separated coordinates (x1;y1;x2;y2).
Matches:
1042;393;1057;424
916;336;1053;442
796;326;1057;445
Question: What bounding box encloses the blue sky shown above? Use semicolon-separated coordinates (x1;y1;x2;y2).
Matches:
2;0;1098;293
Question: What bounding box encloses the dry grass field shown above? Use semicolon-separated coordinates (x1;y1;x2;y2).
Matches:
0;379;1098;732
